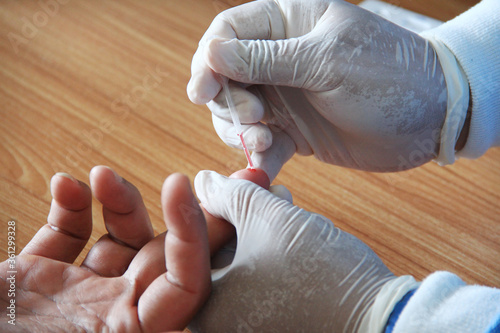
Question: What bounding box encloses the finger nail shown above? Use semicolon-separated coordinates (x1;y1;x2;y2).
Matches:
205;35;231;44
245;126;273;152
101;166;123;183
206;35;221;42
55;172;78;184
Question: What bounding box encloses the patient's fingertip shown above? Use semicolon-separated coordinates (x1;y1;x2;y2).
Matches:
229;168;270;189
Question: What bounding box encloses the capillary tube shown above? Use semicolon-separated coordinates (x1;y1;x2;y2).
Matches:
221;77;254;169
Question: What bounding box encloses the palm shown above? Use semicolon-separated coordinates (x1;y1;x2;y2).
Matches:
1;257;138;332
0;167;211;332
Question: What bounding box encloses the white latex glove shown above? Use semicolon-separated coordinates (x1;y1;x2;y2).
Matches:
190;170;419;332
187;0;449;173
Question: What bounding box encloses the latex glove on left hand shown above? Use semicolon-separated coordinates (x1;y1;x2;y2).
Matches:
190;170;419;332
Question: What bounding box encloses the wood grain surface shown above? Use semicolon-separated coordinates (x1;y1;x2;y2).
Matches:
1;0;498;300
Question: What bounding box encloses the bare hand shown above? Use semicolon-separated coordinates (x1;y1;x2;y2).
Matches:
0;166;211;332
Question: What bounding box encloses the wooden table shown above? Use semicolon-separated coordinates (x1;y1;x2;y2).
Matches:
1;0;498;297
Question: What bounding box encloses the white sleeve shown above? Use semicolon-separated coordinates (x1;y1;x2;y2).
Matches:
393;271;500;333
421;0;500;159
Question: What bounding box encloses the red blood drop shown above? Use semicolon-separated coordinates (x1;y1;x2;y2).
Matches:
229;168;270;190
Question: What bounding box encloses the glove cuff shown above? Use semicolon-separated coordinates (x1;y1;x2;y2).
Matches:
419;34;469;166
358;275;420;333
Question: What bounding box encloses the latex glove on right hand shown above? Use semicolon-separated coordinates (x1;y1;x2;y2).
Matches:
190;170;418;332
188;0;449;173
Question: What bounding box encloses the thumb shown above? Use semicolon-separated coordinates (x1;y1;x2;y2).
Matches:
252;130;296;182
205;36;318;89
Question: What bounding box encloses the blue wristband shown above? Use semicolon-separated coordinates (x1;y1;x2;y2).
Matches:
384;289;416;333
486;316;500;333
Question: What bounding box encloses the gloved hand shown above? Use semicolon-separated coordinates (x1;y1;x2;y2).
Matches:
187;0;449;173
189;170;419;332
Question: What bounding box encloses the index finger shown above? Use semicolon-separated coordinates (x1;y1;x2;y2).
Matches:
187;0;284;104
